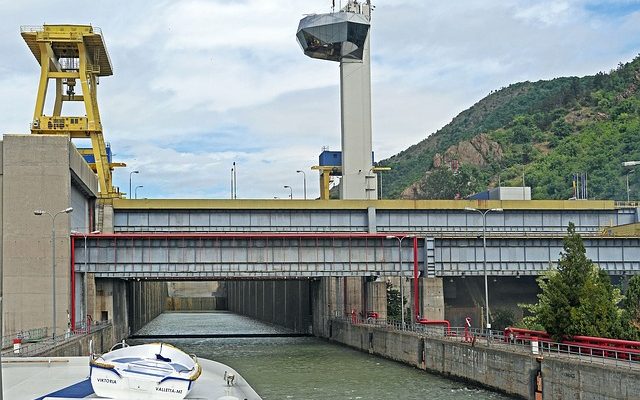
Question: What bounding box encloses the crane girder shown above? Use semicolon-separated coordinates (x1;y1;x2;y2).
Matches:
22;24;122;199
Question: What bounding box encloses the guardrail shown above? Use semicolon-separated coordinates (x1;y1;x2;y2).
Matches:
340;317;640;370
1;321;111;357
1;327;49;350
615;201;640;209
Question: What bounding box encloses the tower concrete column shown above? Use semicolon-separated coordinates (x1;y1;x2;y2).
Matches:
419;277;445;320
339;32;377;199
366;280;387;320
344;277;364;318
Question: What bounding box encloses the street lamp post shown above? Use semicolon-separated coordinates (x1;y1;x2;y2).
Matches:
386;235;415;330
464;207;503;331
34;207;73;338
129;170;139;199
135;185;144;199
296;170;307;200
623;162;640;202
71;229;100;330
284;185;293;199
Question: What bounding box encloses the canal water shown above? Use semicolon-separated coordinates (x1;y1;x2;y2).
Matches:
133;312;514;399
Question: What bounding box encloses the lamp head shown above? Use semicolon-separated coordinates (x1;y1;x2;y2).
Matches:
491;208;504;212
132;170;139;174
63;207;73;213
385;235;396;240
33;210;45;216
90;230;101;234
464;207;476;212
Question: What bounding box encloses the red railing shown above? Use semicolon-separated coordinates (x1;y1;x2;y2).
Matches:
504;327;640;361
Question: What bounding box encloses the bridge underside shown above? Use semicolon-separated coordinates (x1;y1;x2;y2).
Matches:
74;233;640;279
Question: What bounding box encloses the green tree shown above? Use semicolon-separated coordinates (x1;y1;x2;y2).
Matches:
491;309;515;331
523;223;624;340
621;275;640;339
386;282;404;322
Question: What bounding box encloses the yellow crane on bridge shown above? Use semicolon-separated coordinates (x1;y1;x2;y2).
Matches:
21;24;125;199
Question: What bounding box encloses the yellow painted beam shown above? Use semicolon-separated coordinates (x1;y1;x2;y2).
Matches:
320;171;331;200
53;79;63;116
49;72;80;79
113;198;617;211
33;43;52;120
62;95;84;102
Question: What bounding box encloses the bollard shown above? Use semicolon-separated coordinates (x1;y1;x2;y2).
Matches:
13;338;22;354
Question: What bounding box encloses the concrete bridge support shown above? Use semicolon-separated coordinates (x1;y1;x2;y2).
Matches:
365;279;387;320
418;278;445;320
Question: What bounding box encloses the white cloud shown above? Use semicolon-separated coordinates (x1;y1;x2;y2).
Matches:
1;0;640;198
514;1;572;25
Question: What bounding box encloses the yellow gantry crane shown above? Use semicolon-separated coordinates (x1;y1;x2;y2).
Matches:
21;24;124;198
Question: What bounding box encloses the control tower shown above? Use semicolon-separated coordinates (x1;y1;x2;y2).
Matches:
297;1;378;200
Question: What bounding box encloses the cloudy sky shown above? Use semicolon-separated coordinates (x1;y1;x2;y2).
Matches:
1;0;640;199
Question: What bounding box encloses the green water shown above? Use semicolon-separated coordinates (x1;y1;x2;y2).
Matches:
133;312;514;399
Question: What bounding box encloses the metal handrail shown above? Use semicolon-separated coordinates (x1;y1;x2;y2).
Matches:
614;201;640;209
19;25;44;33
339;317;640;369
1;320;111;357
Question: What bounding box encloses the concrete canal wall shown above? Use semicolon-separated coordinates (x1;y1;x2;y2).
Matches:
126;280;167;334
324;320;640;400
541;357;640;399
227;280;311;333
40;324;114;357
94;279;167;338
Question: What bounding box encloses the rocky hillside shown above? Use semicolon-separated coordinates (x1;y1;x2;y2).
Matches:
380;56;640;200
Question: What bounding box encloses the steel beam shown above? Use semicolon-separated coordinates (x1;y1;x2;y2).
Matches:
73;233;640;279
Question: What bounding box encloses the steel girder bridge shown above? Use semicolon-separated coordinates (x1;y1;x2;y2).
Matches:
73;233;640;280
72;199;640;279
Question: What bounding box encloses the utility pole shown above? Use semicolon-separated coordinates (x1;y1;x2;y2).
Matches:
464;207;503;331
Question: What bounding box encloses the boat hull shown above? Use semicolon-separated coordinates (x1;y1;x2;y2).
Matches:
91;364;193;399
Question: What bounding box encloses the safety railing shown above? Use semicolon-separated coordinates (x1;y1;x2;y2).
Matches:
19;25;102;35
340;317;640;370
614;201;640;209
1;320;110;357
19;25;44;33
1;327;49;350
